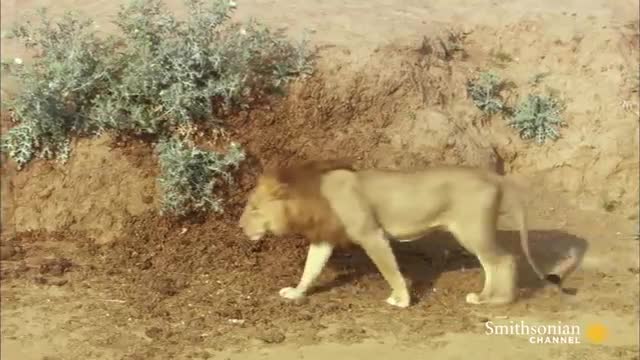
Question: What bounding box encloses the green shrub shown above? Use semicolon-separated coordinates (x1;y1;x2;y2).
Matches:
1;0;313;215
91;0;313;135
466;71;505;116
1;0;313;169
156;137;246;216
1;8;113;168
508;93;566;145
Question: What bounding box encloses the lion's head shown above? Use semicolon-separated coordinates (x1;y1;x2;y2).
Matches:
238;175;290;241
238;159;355;243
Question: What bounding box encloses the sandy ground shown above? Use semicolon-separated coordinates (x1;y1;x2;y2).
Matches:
1;0;639;359
1;194;638;360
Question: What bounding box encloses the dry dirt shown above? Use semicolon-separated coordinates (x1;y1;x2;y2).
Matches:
1;0;639;359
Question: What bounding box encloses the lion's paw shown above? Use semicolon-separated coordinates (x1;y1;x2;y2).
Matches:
279;287;305;300
465;292;482;304
385;294;410;308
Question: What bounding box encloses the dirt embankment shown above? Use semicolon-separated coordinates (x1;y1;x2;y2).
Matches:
2;22;638;245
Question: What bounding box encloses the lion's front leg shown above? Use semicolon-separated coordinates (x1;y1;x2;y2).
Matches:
279;241;334;300
357;230;411;308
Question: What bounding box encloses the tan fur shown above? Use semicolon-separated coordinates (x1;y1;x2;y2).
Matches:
238;159;578;308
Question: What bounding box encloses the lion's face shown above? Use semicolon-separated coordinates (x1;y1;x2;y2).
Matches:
238;178;289;241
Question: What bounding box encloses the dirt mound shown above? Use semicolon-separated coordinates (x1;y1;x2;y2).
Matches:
225;35;500;172
1;136;157;244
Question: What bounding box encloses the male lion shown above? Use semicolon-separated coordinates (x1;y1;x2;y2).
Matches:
238;159;577;308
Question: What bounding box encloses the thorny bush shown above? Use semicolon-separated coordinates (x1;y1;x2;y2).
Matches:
466;71;506;116
508;93;567;145
1;0;313;215
1;9;113;168
155;137;246;216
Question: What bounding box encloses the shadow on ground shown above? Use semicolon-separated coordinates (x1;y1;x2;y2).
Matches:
313;229;589;304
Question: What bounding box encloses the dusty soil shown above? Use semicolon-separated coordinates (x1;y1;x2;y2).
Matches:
1;0;639;359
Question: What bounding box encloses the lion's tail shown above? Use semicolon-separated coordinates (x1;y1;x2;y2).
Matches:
498;177;563;287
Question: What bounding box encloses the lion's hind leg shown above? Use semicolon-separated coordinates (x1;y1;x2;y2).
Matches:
466;252;518;305
450;221;518;305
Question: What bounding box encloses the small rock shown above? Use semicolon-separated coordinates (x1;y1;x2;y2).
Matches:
145;327;164;339
39;186;55;200
191;351;211;359
39;258;73;276
138;258;153;270
155;278;179;296
257;329;285;344
49;279;68;286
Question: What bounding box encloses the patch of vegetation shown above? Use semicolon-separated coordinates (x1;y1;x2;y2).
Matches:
466;71;507;116
508;93;567;145
602;199;620;212
1;0;313;215
489;48;513;68
529;71;551;87
1;9;114;168
156;138;245;216
416;28;468;61
91;0;313;135
437;29;468;60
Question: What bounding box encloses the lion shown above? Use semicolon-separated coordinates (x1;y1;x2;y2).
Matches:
238;159;579;308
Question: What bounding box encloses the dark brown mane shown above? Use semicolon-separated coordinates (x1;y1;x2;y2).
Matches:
265;159;356;246
267;158;355;185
